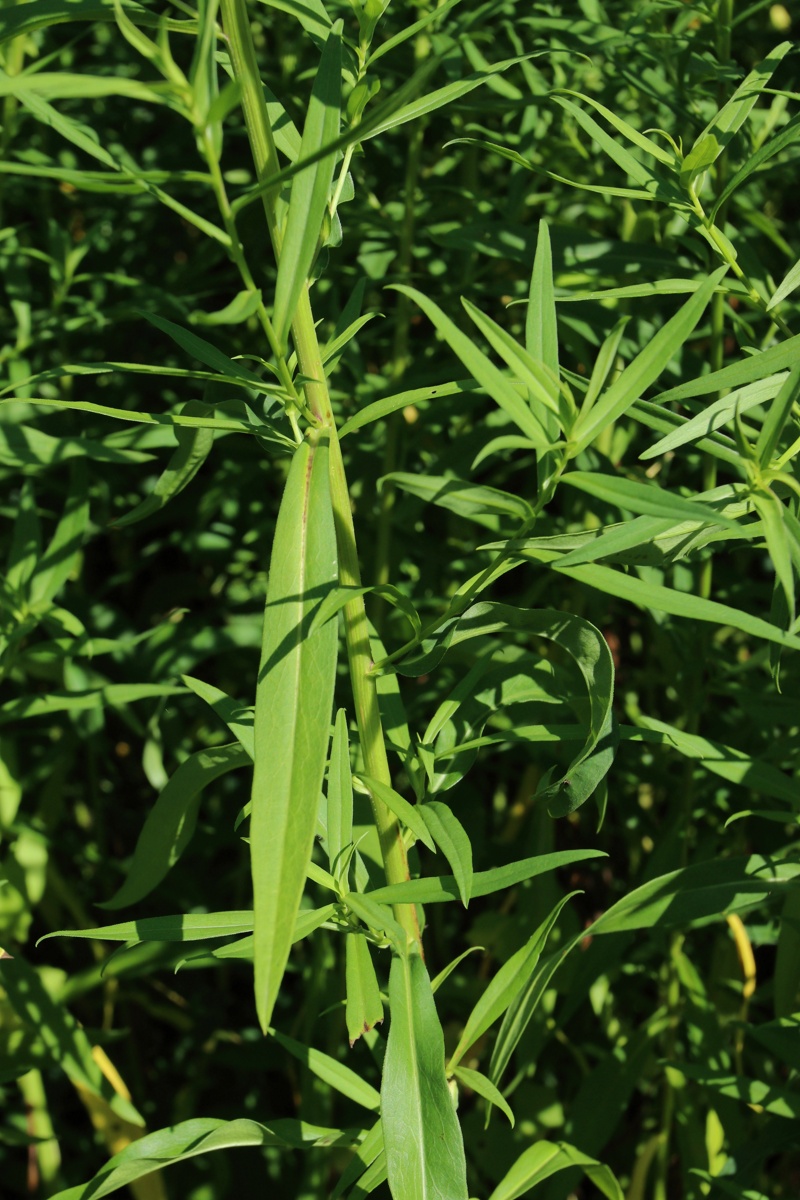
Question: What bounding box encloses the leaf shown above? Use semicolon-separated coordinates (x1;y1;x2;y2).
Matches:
29;472;90;607
657;332;800;404
366;848;605;905
327;708;354;874
488;1139;624;1200
0;954;142;1127
448;892;575;1072
668;1063;800;1120
249;433;338;1031
331;1118;384;1200
447;603;617;815
137;311;269;393
385;472;533;526
345;935;384;1048
39;911;257;943
462;299;561;424
270;1027;380;1111
0;0;193;44
356;775;435;852
452;1067;514;1127
181;676;255;758
571;268;727;452
311;583;420;639
391;286;552;448
382;951;468;1200
419;801;473;906
622;718;799;805
48;1117;361;1200
272;23;341;348
113;400;215;527
587;855;800;936
552;560;800;654
100;744;250;910
561;470;739;529
527;219;560;382
640;375;786;460
755;362;800;467
767;255;800;311
338;380;480;437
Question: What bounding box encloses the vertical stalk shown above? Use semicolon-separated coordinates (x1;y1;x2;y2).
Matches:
219;0;420;948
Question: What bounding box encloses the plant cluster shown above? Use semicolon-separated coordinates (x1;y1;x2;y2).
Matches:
1;1;799;1197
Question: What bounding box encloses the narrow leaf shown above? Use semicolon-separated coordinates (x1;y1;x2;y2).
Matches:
382;952;468;1200
251;433;338;1032
273;23;341;348
345;935;384;1047
419;801;473;905
572;268;727;451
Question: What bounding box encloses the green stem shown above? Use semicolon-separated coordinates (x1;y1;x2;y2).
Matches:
219;0;419;948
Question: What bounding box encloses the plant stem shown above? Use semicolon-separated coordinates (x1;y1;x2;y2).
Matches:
219;0;420;948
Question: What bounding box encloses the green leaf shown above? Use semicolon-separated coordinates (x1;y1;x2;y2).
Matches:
385;472;533;527
328;708;354;874
622;718;799;805
331;1118;384;1200
571;267;727;452
250;432;338;1032
560;470;739;529
767;255;800;312
448;892;575;1072
755;362;800;467
668;1063;800;1120
29;473;90;607
640;375;786;461
181;676;255;758
137;311;269;393
272;23;341;348
452;1067;514;1127
447;603;616;815
462;298;561;423
39;911;256;943
100;744;250;910
0;954;142;1126
356;775;435;851
270;1027;380;1111
657;332;800;404
587;855;800;936
0;0;194;44
345;935;384;1047
391;286;553;448
526;219;560;383
552;560;800;654
311;584;420;639
113;400;215;527
419;801;473;906
683;41;793;184
752;493;795;622
48;1116;360;1200
488;1139;624;1200
382;951;468;1200
338;380;480;437
366;848;605;905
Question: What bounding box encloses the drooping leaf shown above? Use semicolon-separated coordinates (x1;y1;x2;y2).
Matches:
100;744;251;910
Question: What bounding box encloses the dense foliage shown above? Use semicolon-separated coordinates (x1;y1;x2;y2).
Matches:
1;1;799;1197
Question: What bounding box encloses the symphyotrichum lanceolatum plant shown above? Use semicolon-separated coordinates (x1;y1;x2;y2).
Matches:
1;1;799;1198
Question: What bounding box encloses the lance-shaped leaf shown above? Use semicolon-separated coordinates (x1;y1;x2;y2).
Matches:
449;893;575;1073
345;934;384;1047
488;1139;624;1200
100;743;251;910
251;432;338;1032
113;400;215;526
571;267;727;453
382;951;468;1200
273;23;342;349
47;1116;361;1200
419;801;473;905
